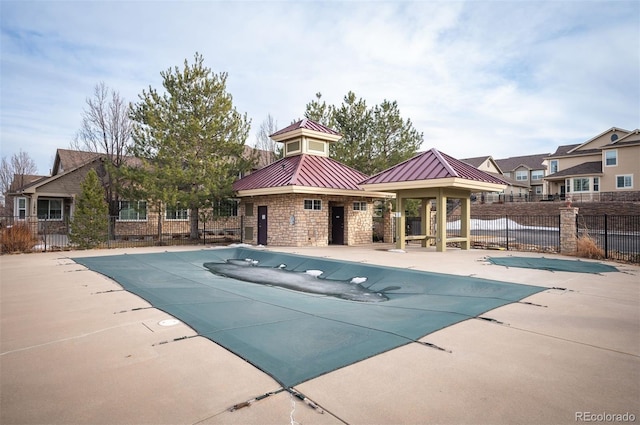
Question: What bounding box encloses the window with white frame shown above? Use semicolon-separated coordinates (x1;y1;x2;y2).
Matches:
531;170;544;180
17;197;27;219
565;179;571;193
550;160;559;174
118;201;147;221
616;175;633;189
165;206;188;220
353;201;367;211
573;178;590;192
605;150;617;166
37;198;62;220
304;199;321;210
535;186;543;195
516;170;528;181
593;177;599;192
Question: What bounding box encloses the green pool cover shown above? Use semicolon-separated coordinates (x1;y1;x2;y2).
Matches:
75;247;546;388
487;256;619;273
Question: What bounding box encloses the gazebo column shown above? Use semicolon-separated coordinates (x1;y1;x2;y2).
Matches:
460;196;471;250
396;194;406;250
420;198;432;248
435;191;447;252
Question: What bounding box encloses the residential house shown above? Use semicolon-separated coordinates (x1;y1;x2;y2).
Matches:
494;153;550;200
8;146;271;241
545;128;640;202
461;155;528;202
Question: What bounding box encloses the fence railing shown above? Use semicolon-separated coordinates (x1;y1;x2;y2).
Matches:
577;215;640;263
0;215;243;252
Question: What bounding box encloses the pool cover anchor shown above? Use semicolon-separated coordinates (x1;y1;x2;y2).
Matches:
227;389;284;412
416;341;452;353
287;389;324;414
476;316;508;326
152;335;197;347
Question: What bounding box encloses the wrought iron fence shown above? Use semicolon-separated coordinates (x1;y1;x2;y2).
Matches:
577;215;640;263
0;215;243;253
406;215;561;253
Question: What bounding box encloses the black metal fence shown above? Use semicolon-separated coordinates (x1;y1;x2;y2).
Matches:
406;214;561;253
577;215;640;263
0;215;243;252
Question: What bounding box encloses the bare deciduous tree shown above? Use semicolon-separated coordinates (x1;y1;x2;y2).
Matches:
71;82;133;223
255;114;281;163
0;150;38;213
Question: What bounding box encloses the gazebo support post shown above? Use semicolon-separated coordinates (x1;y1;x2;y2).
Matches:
435;190;447;252
396;194;406;250
420;198;430;248
460;196;471;250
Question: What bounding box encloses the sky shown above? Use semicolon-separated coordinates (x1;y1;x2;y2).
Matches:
1;0;639;175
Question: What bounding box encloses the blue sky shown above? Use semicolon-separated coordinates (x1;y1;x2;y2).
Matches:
1;0;638;175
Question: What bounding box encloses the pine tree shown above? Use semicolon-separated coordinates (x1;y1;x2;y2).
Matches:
70;169;109;249
125;52;252;239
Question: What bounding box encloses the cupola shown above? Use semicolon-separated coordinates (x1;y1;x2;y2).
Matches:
269;118;342;158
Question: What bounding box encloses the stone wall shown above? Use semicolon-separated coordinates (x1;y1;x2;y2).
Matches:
463;201;640;216
239;194;375;247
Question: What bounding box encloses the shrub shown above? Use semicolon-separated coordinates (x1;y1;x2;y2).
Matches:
576;233;604;259
69;169;109;249
0;224;39;253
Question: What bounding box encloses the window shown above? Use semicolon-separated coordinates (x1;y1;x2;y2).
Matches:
165;206;188;220
353;201;367;211
616;175;633;189
213;199;238;217
593;177;599;192
245;202;254;217
605;150;617;166
37;198;62;220
531;170;544;180
565;179;571;193
573;178;590;192
516;170;528;181
17;197;27;219
535;186;543;195
304;199;321;210
550;160;559;174
286;140;301;154
118;201;147;221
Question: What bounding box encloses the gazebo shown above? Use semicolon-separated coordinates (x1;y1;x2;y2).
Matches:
360;148;506;252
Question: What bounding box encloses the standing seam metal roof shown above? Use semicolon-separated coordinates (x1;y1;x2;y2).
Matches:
269;118;341;138
233;154;368;191
360;148;506;185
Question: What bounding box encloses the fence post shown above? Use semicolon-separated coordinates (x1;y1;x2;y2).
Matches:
560;204;579;255
604;214;608;259
505;215;509;251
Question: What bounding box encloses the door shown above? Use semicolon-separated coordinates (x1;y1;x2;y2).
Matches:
331;206;344;245
257;206;268;245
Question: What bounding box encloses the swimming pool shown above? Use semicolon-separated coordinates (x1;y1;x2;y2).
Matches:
75;247;546;388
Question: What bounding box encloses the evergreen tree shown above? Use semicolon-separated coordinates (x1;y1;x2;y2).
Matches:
125;53;252;239
70;169;109;249
304;92;423;175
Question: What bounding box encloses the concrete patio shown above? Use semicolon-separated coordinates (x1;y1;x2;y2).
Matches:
1;244;638;424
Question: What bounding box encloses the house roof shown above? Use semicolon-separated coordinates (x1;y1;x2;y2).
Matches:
568;127;630;153
270;118;341;139
233;154;370;194
53;149;102;175
545;161;603;180
460;156;492;168
607;128;640;147
494;153;549;171
360;148;507;186
9;174;48;193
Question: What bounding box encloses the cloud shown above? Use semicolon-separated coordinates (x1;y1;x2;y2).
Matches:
1;0;638;175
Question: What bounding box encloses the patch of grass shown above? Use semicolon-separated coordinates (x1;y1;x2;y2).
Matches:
0;224;39;253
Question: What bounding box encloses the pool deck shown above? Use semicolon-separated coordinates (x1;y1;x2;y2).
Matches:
1;244;638;424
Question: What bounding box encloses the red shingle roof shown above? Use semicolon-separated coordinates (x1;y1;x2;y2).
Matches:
233;154;368;192
270;118;341;138
360;148;506;185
